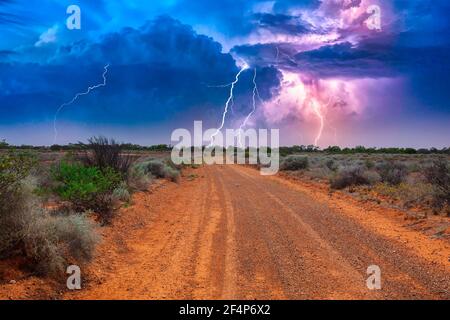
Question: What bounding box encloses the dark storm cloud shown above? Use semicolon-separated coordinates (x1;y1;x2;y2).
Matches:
292;41;393;78
0;49;15;57
253;13;316;35
0;0;21;25
168;0;322;37
273;0;322;12
0;17;247;124
235;36;450;79
232;42;299;69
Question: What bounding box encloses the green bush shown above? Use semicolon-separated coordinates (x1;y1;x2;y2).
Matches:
52;162;121;220
280;155;309;171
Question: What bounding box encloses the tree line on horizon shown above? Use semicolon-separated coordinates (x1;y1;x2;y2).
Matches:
1;139;449;155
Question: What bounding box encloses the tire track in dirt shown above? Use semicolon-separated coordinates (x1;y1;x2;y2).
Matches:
191;165;238;299
217;166;376;299
230;165;449;299
65;165;449;300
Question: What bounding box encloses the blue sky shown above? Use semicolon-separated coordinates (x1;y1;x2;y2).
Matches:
0;0;449;147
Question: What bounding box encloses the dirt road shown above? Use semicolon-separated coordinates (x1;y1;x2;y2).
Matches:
67;165;450;300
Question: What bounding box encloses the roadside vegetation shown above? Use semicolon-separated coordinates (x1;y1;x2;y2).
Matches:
280;153;450;217
0;137;180;277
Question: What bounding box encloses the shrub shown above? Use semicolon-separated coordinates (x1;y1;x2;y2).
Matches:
0;176;99;276
136;159;180;182
127;165;153;191
24;211;99;275
0;152;35;208
280;155;309;171
330;166;371;189
163;166;181;183
143;160;166;178
112;182;131;202
374;182;433;209
362;170;382;185
0;153;35;253
376;161;408;185
166;157;183;171
365;159;375;170
425;159;450;215
325;159;338;172
52;162;121;221
82;136;133;178
307;167;333;180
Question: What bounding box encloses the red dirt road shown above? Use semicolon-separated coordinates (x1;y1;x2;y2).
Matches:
61;165;450;300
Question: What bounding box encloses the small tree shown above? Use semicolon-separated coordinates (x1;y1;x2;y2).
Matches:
82;136;133;177
0;139;9;149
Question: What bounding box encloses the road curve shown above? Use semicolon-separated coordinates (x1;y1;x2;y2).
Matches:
68;165;450;300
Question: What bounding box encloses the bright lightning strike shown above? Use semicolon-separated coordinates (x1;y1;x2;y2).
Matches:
238;68;261;147
310;100;324;147
310;97;333;147
209;63;249;146
53;64;110;144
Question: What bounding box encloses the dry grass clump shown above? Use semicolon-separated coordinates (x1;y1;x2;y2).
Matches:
0;176;99;276
425;159;450;215
127;165;154;191
374;182;433;209
112;182;131;202
135;158;180;183
376;161;408;185
330;166;378;189
280;155;309;171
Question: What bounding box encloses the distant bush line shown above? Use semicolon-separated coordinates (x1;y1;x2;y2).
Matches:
0;140;172;152
1;140;448;155
279;145;450;156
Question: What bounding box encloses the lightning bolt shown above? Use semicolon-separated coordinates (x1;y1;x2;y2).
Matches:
209;63;249;146
310;97;333;147
53;64;109;144
207;82;237;114
275;46;297;67
310;100;324;147
238;68;261;147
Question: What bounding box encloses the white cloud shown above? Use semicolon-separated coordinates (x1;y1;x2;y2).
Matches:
35;25;59;47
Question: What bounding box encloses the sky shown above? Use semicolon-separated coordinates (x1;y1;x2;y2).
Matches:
0;0;449;147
